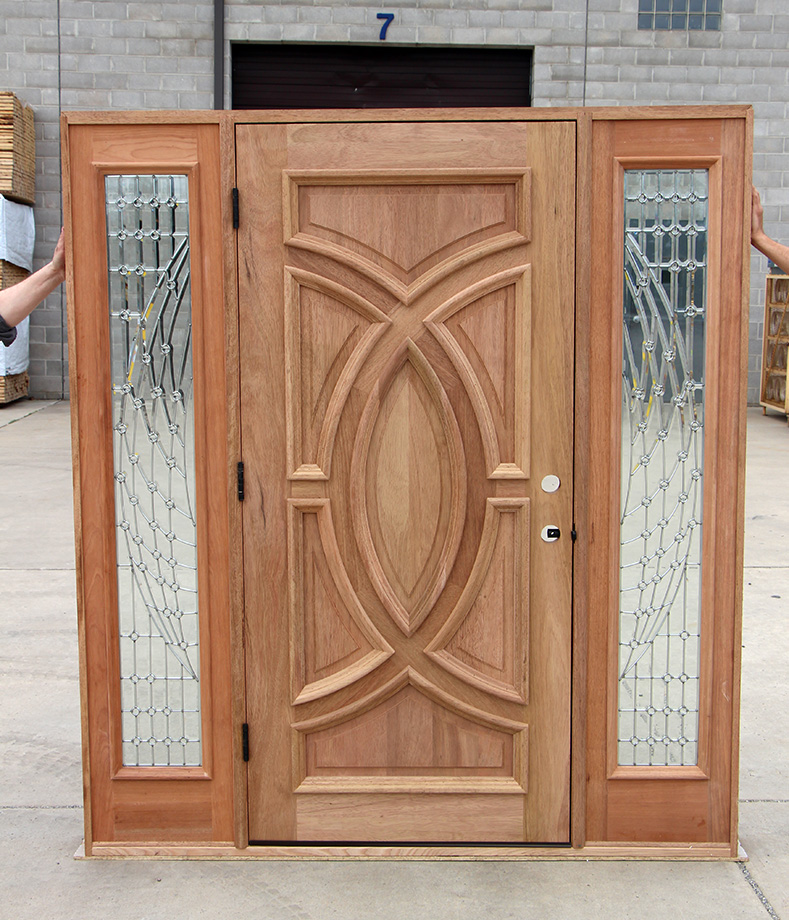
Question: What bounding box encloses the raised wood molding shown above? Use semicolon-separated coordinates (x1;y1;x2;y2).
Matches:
350;337;468;638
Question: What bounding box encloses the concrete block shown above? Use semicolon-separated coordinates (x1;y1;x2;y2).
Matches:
617;64;649;83
636;49;673;66
125;2;167;22
483;28;521;45
175;92;213;109
397;8;435;26
501;10;537;29
416;26;451;43
468;10;503;29
126;37;164;55
159;38;200;56
652;64;687;82
140;56;178;73
721;31;758;49
245;23;284;41
108;90;148;108
601;47;640;65
632;82;671;101
434;9;469;28
20;36;58;54
667;48;706;66
450;28;487;44
687;31;724;49
516;28;554;45
176;21;212;39
738;15;774;31
551;64;585;82
264;6;299;23
331;7;367;25
486;0;525;11
594;82;637;101
167;2;206;20
666;82;705;102
76;53;113;71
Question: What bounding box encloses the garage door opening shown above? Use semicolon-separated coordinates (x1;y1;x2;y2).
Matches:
231;44;532;109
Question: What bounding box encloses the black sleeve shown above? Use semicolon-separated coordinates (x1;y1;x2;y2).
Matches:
0;314;18;348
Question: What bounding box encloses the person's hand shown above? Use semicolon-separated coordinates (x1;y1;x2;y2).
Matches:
752;185;765;244
51;227;65;282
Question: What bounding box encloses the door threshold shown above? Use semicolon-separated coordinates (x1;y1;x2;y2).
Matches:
78;841;742;861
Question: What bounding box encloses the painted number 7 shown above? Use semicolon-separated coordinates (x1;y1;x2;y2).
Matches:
377;12;394;39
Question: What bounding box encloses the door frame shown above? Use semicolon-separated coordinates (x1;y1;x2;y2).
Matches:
61;106;752;858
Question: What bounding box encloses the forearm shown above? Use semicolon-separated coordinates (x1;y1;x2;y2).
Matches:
752;230;789;276
0;259;65;327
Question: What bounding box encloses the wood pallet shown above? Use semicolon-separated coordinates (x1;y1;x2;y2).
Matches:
0;371;29;404
0;92;35;205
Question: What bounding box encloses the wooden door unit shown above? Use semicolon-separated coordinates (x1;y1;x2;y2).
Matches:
61;107;752;858
238;121;574;843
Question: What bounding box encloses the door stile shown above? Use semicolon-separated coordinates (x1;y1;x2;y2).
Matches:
223;113;249;849
570;108;594;850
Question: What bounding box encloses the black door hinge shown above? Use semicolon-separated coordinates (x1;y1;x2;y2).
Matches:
571;526;577;542
242;723;250;762
237;461;245;501
232;187;239;229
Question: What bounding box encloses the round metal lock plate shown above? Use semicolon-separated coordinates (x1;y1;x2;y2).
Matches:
541;525;561;543
541;475;561;493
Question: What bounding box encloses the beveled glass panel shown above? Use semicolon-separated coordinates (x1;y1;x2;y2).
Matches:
105;175;201;767
618;169;707;767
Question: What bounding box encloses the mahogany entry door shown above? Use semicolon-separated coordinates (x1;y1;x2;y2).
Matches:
237;120;575;843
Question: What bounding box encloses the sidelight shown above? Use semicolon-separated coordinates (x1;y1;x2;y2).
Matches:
618;169;708;767
105;175;201;767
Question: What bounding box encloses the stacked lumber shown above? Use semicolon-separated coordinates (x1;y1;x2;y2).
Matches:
0;371;29;403
0;92;35;205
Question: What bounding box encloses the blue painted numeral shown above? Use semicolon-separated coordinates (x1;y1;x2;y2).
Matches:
377;12;394;39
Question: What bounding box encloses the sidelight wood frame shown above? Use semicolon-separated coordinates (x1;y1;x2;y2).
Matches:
62;106;751;858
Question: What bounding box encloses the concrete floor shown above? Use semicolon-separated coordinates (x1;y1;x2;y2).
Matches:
0;399;786;920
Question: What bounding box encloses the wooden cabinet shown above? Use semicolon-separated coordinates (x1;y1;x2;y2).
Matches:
761;274;789;420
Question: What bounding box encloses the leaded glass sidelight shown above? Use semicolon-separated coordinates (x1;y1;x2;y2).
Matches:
618;170;708;767
105;175;201;767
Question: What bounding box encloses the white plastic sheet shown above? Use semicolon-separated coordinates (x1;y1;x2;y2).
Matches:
0;315;29;374
0;195;35;272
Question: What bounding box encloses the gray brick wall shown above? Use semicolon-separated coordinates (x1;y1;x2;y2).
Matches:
1;0;786;402
1;0;214;398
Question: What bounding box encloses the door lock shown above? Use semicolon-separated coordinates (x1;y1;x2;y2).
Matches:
541;525;561;542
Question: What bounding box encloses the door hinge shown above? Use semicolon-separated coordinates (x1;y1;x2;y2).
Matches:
242;723;250;762
571;526;577;542
237;461;245;501
232;187;239;229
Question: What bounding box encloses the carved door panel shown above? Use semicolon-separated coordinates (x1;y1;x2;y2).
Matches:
238;120;575;843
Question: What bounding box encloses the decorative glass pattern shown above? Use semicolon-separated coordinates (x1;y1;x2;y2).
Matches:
105;175;201;767
638;0;721;31
618;169;708;767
